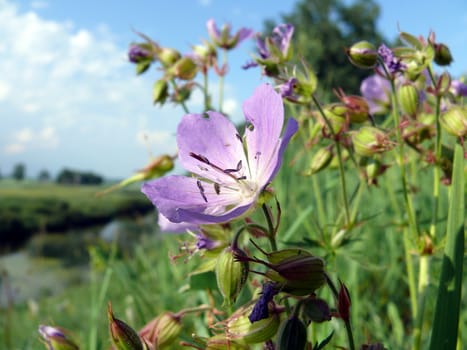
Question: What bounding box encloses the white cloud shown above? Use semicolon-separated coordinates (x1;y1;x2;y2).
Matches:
4;143;25;155
136;130;174;149
0;81;10;100
3;126;59;155
30;1;48;9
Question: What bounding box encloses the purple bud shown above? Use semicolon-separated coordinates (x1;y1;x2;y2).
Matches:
128;45;152;63
279;78;298;98
195;233;218;250
450;80;467;97
249;282;279;323
378;44;405;75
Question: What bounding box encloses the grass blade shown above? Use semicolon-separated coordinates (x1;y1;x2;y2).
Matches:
429;144;465;350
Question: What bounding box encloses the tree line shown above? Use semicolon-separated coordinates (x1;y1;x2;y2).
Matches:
2;163;104;185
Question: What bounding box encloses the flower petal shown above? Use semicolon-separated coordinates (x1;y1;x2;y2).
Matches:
242;84;285;183
142;175;252;224
177;111;248;184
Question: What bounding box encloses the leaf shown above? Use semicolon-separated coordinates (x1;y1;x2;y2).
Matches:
429;144;465;350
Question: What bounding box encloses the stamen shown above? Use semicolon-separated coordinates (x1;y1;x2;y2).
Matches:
236;133;243;143
214;182;220;195
224;160;243;174
197;180;208;202
236;176;247;180
190;152;210;164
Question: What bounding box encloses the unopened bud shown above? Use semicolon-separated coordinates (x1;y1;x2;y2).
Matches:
433;43;453;66
225;302;280;344
335;89;370;123
108;302;145;350
205;335;249;350
305;147;333;175
337;281;351;321
440;106;467;137
322;104;347;134
153;79;169;105
38;325;79;350
397;83;420;117
276;316;307;350
352;126;394;157
139;312;182;349
301;298;332;323
216;246;249;305
157;47;181;67
168;57;198;80
346;41;378;69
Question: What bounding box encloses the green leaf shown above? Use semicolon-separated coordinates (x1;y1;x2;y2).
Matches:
188;271;218;291
429;144;465;350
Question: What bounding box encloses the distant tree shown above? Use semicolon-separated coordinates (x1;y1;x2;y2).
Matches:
12;163;26;181
56;168;104;185
265;0;387;98
38;169;51;182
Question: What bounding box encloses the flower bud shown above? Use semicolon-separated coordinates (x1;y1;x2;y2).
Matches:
225;302;280;344
128;44;153;64
433;42;453;66
139;312;182;349
320;104;346;135
157;47;181;67
337;281;351;321
397;83;420;117
168;57;198;80
304;146;333;175
352;126;394;157
276;316;308;350
440;106;467;137
216;246;249;305
346;41;378;69
335;89;370;123
205;335;249;350
152;79;169;105
108;302;145;350
301;298;332;323
38;325;79;350
264;249;326;296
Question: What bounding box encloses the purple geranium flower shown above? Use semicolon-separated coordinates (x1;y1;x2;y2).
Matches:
142;84;298;225
206;19;253;50
360;74;391;114
450;80;467;97
377;44;405;75
257;23;294;60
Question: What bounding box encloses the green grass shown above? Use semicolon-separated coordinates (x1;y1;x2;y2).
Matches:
0;180;152;248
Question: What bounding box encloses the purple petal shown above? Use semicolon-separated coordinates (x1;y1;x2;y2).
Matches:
237;28;254;43
268;117;298;182
272;23;294;54
242;84;286;183
142;175;252;224
177;111;248;184
206;19;220;41
158;212;199;233
360;74;391;114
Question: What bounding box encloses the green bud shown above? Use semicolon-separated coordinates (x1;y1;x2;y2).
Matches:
434;43;453;66
153;79;169;105
321;105;346;134
305;146;333;175
440;106;467;137
346;41;377;69
276;316;308;350
225;302;280;344
139;312;182;349
397;83;420;117
168;57;198;80
157;47;181;67
108;303;145;350
38;325;79;350
264;249;326;296
352;126;394;157
216;246;249;305
205;335;249;350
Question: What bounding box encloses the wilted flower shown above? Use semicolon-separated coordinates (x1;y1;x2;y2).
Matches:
360;74;391;114
141;84;298;224
206;19;253;50
249;282;279;323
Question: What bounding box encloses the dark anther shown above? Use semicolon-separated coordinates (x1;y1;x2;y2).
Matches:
236;176;247;180
190;152;210;164
236;133;243;143
214;182;220;195
247;123;255;131
197;180;208;202
224;160;243;174
254;151;261;160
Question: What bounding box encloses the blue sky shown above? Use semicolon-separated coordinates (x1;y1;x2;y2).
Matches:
1;0;466;180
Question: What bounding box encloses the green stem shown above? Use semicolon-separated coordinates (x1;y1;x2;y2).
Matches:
311;95;351;227
325;274;356;350
169;79;189;114
203;72;210;111
413;255;430;350
262;203;277;251
218;49;227;113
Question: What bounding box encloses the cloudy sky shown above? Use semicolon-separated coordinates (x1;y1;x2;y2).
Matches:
1;0;466;180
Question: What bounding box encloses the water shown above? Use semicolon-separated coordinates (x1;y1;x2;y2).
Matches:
0;214;157;307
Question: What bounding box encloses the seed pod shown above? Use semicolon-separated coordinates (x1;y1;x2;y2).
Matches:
352;126;393;157
139;312;182;350
153;79;169;105
346;40;378;69
440;106;467;137
433;42;453;66
397;83;419;117
157;47;181;67
301;298;332;323
168;57;198;80
216;246;249;305
305;146;333;175
225;302;280;344
205;334;249;350
276;316;307;350
108;303;145;350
